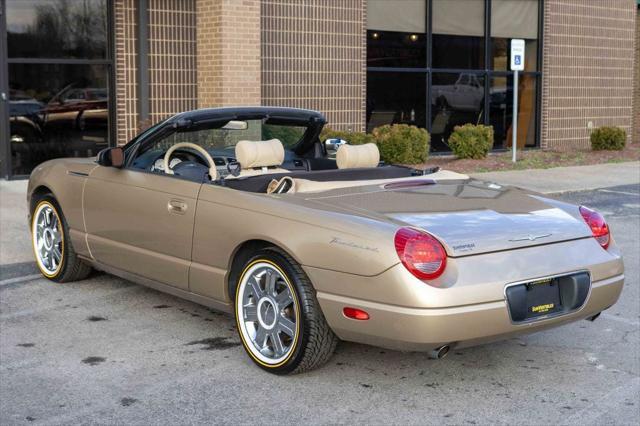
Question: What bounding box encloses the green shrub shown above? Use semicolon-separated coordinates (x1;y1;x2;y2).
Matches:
320;124;429;165
320;127;375;145
590;126;626;151
447;124;494;159
371;124;430;165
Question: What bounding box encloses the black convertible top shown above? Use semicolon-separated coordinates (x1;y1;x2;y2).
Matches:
125;106;327;157
172;106;326;127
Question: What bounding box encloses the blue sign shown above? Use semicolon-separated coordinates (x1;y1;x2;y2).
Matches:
514;55;522;66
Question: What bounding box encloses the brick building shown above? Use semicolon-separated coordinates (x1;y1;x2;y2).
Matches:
1;0;638;178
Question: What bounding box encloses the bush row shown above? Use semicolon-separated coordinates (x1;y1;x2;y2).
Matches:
321;123;626;165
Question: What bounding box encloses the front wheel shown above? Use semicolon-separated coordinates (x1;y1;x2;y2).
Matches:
234;249;338;374
31;196;92;282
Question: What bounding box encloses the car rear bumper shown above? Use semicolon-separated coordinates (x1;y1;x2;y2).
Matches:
315;273;624;352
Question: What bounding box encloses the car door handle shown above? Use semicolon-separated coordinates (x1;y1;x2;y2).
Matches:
168;199;188;215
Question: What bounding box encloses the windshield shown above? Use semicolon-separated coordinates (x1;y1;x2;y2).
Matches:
131;118;310;164
168;120;307;152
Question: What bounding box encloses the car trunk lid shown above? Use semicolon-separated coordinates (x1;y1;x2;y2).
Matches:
304;179;591;257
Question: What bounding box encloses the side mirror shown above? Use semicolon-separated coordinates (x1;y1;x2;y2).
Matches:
324;138;347;153
96;147;125;168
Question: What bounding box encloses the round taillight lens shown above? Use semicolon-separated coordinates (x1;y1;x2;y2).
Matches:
394;227;447;280
579;206;610;249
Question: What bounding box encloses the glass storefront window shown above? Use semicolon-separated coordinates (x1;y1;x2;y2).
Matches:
432;0;485;69
6;0;108;59
431;72;485;151
366;72;426;132
366;0;541;153
489;75;537;149
432;35;485;70
3;0;112;177
367;0;426;68
367;30;426;68
9;63;110;175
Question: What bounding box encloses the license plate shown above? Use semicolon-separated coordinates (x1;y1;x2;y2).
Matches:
505;272;590;323
524;278;562;317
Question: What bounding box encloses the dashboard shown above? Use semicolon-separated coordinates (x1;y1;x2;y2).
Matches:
133;147;309;179
150;157;183;173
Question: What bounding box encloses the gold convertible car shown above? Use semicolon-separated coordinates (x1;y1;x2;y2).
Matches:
27;107;624;374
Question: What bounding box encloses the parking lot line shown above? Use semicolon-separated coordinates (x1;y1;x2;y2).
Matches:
598;189;639;196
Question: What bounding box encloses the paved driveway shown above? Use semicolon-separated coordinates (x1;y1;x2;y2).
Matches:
1;181;638;425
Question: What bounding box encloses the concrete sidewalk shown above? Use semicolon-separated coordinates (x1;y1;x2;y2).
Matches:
0;179;30;266
470;161;640;194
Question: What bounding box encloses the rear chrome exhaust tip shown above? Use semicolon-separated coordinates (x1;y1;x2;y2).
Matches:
428;345;450;360
586;312;601;322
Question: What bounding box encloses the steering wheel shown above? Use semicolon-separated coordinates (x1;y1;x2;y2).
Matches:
163;142;217;180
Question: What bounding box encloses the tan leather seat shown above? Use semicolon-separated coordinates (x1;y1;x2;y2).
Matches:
336;143;380;169
231;139;290;178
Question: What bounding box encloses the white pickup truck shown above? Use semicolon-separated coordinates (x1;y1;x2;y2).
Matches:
431;73;484;112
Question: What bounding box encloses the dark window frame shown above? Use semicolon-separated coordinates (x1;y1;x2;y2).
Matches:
0;0;10;178
366;0;544;152
0;0;116;179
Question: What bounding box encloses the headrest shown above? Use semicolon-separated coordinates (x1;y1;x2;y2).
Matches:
336;143;380;169
235;139;285;169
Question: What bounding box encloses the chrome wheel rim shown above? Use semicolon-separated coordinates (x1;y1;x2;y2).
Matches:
237;262;298;365
32;202;63;276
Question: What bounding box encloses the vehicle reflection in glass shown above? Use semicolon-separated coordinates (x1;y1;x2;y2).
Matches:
430;73;487;151
6;0;109;175
8;77;109;176
43;84;108;137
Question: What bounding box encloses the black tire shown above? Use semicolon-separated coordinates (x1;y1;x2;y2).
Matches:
10;122;40;144
31;194;92;283
234;248;338;374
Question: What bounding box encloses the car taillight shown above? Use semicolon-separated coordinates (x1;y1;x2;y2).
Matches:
394;227;447;281
579;206;610;249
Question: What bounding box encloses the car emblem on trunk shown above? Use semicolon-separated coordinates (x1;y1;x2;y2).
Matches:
509;233;552;242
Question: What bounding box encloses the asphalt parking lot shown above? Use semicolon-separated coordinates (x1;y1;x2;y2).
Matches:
1;182;639;425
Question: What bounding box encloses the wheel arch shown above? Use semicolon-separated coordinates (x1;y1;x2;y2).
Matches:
29;185;56;214
10;116;42;138
226;239;303;301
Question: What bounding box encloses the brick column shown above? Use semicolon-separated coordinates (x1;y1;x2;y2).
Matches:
541;0;636;150
113;0;138;145
148;0;198;124
261;0;366;132
196;0;261;108
633;6;639;143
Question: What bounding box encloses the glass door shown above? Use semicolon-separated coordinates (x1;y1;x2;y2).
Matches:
2;0;113;178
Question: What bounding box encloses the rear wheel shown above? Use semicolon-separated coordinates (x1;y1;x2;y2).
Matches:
234;249;338;374
31;195;92;282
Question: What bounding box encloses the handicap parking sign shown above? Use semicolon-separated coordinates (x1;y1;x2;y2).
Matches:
510;39;525;71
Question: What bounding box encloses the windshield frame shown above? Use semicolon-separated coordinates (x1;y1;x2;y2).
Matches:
122;107;326;167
